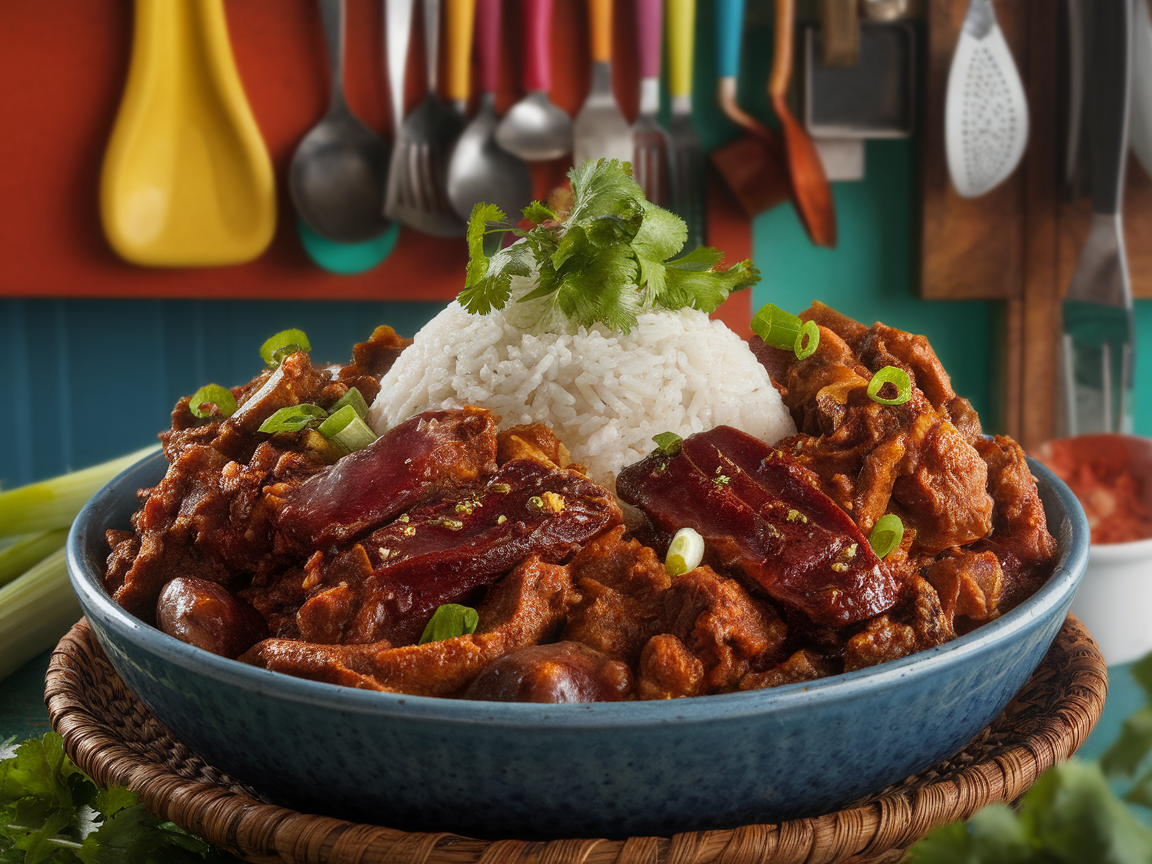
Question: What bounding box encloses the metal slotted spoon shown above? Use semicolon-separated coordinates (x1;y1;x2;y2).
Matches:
944;0;1029;198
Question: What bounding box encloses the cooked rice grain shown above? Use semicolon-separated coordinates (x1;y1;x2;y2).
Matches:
368;302;796;487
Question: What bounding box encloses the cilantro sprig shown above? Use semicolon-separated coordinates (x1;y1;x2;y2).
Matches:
457;159;760;334
1;733;241;863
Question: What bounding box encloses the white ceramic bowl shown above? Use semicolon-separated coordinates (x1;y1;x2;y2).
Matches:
1035;434;1152;665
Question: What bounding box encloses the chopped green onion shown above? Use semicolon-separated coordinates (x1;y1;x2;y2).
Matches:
866;366;912;406
794;320;820;360
418;603;480;645
329;386;370;420
652;431;683;456
0;529;68;591
0;548;80;682
751;303;802;351
665;527;705;577
317;405;378;454
0;445;160;539
260;329;311;368
257;404;328;434
869;514;904;558
188;384;236;419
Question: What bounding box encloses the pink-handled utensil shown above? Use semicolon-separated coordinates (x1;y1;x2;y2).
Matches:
494;0;572;161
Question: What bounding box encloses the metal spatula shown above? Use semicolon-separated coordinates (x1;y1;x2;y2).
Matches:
1062;0;1136;436
944;0;1028;198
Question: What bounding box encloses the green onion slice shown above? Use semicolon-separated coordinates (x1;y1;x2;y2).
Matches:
866;366;912;405
652;431;683;456
260;329;312;368
329;386;370;420
189;384;237;419
317;405;378;453
750;304;802;351
257;404;328;434
418;603;480;645
665;527;705;577
794;320;820;360
869;514;904;558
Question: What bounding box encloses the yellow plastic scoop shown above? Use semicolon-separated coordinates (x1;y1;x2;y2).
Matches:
100;0;276;267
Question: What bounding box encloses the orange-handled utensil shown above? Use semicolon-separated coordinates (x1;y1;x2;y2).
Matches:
769;0;836;247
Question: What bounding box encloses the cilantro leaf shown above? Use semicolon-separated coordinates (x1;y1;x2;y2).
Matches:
1;734;244;864
458;159;760;333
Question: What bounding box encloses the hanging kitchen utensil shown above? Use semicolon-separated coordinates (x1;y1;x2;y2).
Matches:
944;0;1029;198
297;217;400;274
1130;0;1152;178
494;0;572;161
573;0;632;166
446;0;533;221
290;0;392;243
708;0;790;218
384;0;466;236
666;0;706;250
1062;0;1136;436
768;0;836;247
631;0;669;206
100;0;276;266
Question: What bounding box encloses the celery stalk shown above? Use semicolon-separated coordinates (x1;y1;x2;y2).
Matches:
0;529;68;590
0;444;159;539
0;549;80;682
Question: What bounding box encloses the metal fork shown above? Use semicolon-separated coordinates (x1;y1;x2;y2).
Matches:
631;0;669;207
1061;0;1136;435
383;0;465;236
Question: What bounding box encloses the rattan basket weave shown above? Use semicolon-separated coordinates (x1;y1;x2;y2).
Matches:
46;616;1106;864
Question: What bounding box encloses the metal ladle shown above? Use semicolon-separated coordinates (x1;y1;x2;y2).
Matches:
290;0;391;243
494;0;572;161
447;0;533;221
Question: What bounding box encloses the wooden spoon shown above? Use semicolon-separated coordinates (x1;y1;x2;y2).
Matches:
768;0;836;247
100;0;276;266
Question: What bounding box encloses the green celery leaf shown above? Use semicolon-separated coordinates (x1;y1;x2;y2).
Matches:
1021;759;1152;863
1134;652;1152;701
93;787;136;821
1125;764;1152;810
15;809;75;864
1103;706;1152;779
0;735;81;810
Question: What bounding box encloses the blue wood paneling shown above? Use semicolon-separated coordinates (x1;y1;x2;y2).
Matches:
0;299;443;489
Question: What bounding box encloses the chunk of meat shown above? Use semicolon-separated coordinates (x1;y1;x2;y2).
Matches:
276;407;499;550
241;556;577;696
924;550;1004;629
560;526;671;664
659;566;788;692
741;649;836;691
463;642;633;702
972;435;1059;607
637;634;706;699
617;426;899;627
299;459;622;646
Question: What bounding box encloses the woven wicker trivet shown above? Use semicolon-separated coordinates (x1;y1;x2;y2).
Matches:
45;616;1107;864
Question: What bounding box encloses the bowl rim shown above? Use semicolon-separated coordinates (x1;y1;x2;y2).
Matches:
67;450;1089;730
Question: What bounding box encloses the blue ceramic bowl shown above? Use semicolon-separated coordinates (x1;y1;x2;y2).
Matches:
67;451;1089;840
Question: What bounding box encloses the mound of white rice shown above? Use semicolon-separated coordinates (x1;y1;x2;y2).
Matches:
367;302;796;488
